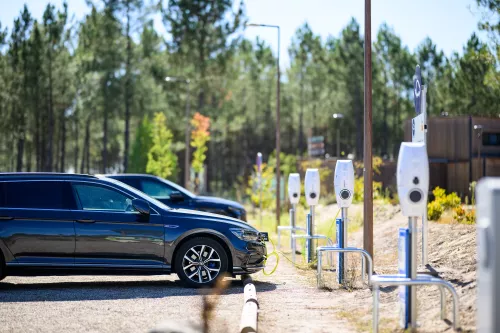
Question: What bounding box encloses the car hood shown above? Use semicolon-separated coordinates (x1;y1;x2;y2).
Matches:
172;208;256;231
194;195;245;210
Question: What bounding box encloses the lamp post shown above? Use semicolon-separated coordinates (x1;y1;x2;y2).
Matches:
165;76;191;188
474;125;483;179
332;113;344;158
247;23;281;229
363;0;374;267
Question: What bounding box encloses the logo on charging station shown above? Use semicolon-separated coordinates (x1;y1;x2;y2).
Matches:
413;65;422;115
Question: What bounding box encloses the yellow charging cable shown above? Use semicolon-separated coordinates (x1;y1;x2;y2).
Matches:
262;238;280;275
261;208;341;275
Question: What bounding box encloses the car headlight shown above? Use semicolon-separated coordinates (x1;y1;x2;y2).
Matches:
230;228;259;241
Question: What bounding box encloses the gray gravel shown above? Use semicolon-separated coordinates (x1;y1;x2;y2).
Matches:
0;274;276;333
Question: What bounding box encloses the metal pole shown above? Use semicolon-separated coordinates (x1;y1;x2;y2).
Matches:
363;0;374;267
184;80;191;189
342;207;348;280
422;85;428;266
306;213;312;263
276;26;281;232
409;216;418;330
310;206;315;262
291;204;296;257
336;126;340;158
478;130;482;179
259;171;263;229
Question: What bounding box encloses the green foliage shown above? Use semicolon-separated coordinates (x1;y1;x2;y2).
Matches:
129;116;152;173
428;186;467;222
352;177;384;203
190;112;210;173
246;163;275;209
453;206;466;223
146;112;178;180
427;200;444;221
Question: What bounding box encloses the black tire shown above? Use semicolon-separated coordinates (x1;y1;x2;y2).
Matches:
174;237;229;288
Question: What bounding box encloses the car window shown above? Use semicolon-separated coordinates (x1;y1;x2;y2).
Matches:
73;184;134;212
0;183;4;207
141;179;175;199
3;181;66;209
115;177;141;190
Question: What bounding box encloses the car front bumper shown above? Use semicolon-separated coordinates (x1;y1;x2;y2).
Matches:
232;240;267;275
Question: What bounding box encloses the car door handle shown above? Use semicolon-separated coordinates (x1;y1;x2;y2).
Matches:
76;219;96;223
0;216;13;221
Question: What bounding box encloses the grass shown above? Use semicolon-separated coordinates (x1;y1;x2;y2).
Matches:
337;310;398;333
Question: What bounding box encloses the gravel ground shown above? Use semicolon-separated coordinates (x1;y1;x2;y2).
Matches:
0;274;278;333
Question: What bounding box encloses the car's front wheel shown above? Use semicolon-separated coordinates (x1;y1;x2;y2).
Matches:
174;237;228;288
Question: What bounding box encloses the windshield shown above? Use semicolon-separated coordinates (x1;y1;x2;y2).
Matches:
161;178;196;199
97;175;172;211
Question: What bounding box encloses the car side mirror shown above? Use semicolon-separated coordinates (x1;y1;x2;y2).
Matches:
169;191;184;202
132;198;150;215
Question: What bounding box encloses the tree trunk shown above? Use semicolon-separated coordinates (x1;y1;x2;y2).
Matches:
60;110;66;172
102;78;109;173
74;109;79;172
81;115;91;174
123;2;132;173
382;71;389;155
45;49;54;171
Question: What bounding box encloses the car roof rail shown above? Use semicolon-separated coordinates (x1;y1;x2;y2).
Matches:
0;172;98;180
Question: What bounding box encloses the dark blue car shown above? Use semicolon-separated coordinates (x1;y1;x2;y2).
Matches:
104;174;247;221
0;173;265;287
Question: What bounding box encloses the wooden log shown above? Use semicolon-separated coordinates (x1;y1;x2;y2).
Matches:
239;280;259;333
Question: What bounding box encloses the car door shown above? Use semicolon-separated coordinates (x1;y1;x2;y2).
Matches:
139;178;192;210
71;181;165;268
0;180;76;265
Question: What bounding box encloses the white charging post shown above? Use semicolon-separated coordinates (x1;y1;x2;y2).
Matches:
316;160;372;288
411;65;429;266
476;178;500;333
304;169;320;263
334;160;355;283
397;142;429;328
277;173;305;263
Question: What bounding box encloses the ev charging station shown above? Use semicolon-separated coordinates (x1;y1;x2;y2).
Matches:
371;142;460;332
316;160;373;287
411;65;430;266
292;169;335;264
476;178;500;333
277;173;305;263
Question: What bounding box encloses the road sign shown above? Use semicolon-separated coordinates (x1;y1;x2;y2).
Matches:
308;136;325;157
398;228;410;329
413;65;422;115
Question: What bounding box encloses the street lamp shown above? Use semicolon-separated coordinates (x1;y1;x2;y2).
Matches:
165;76;191;188
246;23;281;229
332;113;344;158
474;125;483;179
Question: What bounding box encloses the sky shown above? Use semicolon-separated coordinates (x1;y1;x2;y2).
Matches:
0;0;485;67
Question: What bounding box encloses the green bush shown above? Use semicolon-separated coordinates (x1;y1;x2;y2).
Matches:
443;192;461;210
464;209;476;224
432;186;446;201
453;206;466;223
427;200;444;221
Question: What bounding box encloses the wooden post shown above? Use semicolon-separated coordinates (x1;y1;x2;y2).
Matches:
240;278;258;333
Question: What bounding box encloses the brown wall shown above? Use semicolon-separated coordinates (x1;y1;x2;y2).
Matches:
404;116;500;161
